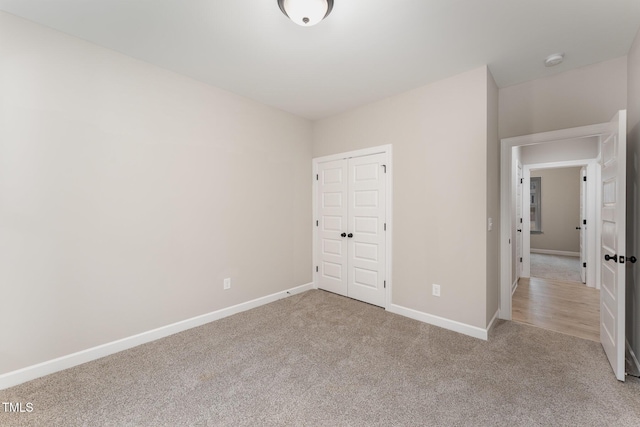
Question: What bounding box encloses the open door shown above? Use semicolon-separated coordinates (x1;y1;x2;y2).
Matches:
580;167;587;284
600;110;627;381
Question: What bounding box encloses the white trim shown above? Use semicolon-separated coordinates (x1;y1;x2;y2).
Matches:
500;123;608;319
502;123;609;146
312;144;393;309
626;339;640;376
312;158;319;288
387;304;490;340
511;278;519;295
530;249;580;257
0;282;313;390
313;145;390;163
500;139;515;320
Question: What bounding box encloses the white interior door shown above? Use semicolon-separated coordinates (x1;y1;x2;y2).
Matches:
316;152;387;307
580;167;587;284
600;110;627;381
317;159;348;297
516;162;523;279
347;154;387;307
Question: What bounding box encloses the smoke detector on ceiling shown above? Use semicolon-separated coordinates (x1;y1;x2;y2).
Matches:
544;53;565;67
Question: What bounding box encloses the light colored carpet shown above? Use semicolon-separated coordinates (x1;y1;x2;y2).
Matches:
530;252;582;283
1;289;639;426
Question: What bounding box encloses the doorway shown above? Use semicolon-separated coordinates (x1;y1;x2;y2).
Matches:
500;111;628;381
522;162;599;288
312;145;392;308
501;126;607;318
529;167;583;283
513;162;601;342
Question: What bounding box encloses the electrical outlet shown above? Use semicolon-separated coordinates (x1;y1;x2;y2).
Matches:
223;278;231;290
432;284;440;297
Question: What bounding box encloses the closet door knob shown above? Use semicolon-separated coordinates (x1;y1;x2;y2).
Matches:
627;256;637;264
347;233;353;238
341;233;346;238
604;254;618;262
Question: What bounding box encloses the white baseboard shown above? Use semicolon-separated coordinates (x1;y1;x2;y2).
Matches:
530;249;579;257
486;309;500;335
626;339;640;376
0;282;313;391
387;304;489;340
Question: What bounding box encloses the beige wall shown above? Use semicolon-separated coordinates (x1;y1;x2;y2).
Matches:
500;56;628;139
313;66;494;329
0;13;312;375
530;168;581;253
626;28;640;367
520;137;600;164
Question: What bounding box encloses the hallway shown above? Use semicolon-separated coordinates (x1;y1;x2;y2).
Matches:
512;276;600;342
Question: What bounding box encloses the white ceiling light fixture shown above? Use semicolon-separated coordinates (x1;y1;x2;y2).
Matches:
277;0;334;26
544;53;565;67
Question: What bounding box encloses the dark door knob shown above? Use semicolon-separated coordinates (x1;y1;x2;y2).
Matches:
341;233;346;237
517;229;522;233
576;227;581;230
347;233;353;238
604;254;618;262
627;256;637;264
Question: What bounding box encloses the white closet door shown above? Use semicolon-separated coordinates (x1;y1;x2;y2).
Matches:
317;159;348;296
347;153;386;307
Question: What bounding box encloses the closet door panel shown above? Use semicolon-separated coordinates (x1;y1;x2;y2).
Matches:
317;159;348;296
347;153;386;307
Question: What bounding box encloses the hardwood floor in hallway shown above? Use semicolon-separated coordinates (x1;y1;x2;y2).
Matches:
512;277;600;342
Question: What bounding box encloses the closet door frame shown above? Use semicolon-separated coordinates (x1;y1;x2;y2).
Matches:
312;144;393;309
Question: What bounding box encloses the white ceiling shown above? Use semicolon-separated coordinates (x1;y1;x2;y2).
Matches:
1;0;639;120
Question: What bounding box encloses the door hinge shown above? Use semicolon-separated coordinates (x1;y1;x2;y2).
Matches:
316;266;318;272
583;176;587;182
316;174;319;180
384;223;387;231
583;262;587;268
520;257;523;263
382;164;387;173
520;178;523;184
384;280;386;289
520;218;523;223
316;220;319;227
583;219;586;225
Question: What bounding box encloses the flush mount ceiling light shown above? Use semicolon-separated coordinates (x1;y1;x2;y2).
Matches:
277;0;334;26
544;53;565;67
